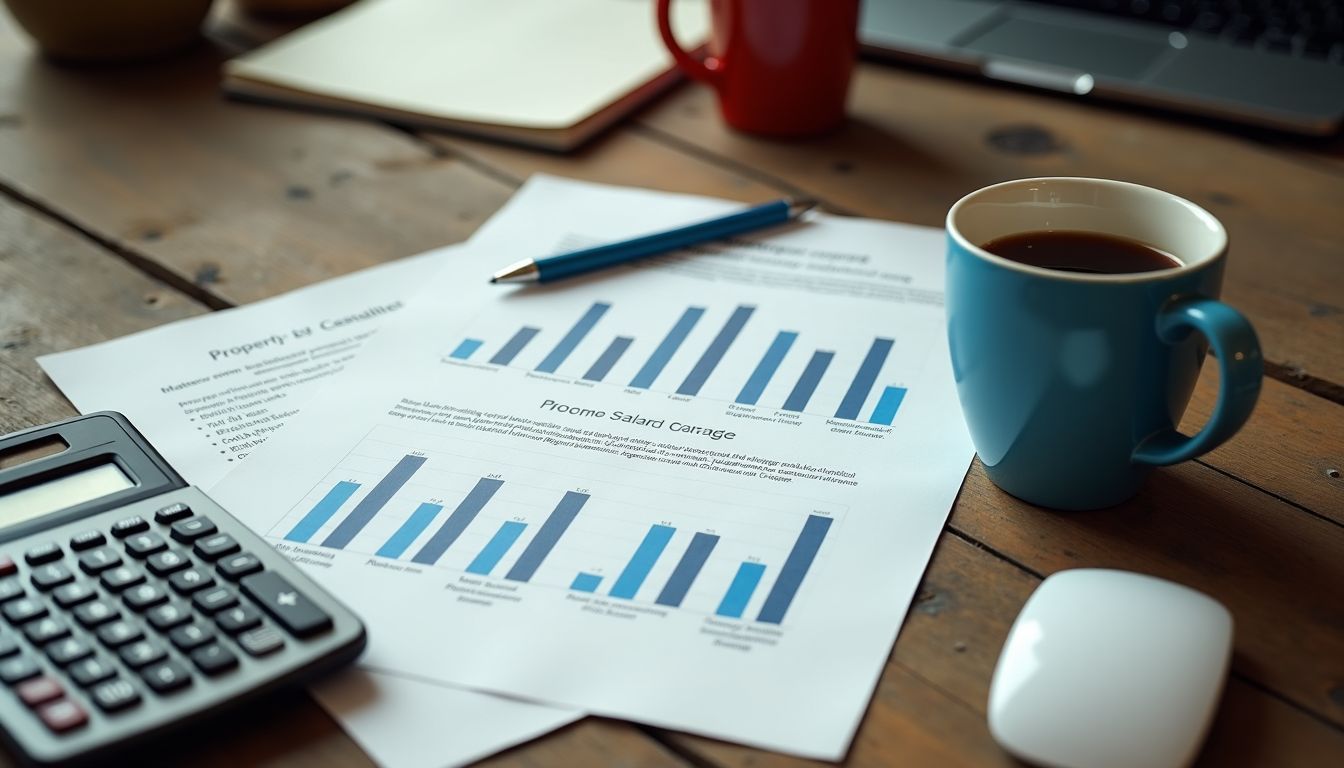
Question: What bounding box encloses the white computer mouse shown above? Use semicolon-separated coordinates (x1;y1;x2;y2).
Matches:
988;569;1233;768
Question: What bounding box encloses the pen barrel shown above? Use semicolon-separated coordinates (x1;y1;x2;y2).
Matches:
535;200;791;282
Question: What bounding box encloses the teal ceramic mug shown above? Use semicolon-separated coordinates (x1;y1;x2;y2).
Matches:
946;178;1262;510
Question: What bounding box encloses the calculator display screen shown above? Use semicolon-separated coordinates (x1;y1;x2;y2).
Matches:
0;462;135;528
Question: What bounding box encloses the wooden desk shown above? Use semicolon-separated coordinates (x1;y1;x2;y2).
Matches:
1;4;1341;766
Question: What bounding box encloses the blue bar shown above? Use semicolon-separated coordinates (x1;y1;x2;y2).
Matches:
466;521;527;576
583;336;633;382
571;572;602;592
321;455;427;549
781;351;834;412
504;491;589;582
609;524;676;599
676;305;755;395
870;386;908;425
736;331;798;405
655;532;719;607
285;481;360;543
716;562;767;619
490;327;540;365
411;478;504;565
757;515;833;624
536;303;611;373
375;503;443;559
449;339;484;360
835;338;894;419
629;307;705;388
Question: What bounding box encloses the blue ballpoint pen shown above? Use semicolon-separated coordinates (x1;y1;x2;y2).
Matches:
488;197;818;284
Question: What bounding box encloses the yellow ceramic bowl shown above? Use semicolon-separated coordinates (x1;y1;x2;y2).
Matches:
3;0;214;62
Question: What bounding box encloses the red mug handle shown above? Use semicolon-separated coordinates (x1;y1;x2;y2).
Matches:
656;0;723;87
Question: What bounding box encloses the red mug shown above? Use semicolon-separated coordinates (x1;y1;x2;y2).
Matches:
656;0;860;137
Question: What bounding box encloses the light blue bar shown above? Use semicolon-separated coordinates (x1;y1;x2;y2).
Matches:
757;514;833;624
285;481;360;543
677;305;755;395
504;491;589;582
411;478;504;566
629;307;704;388
536;303;611;373
321;454;427;549
609;524;676;599
835;338;894;419
490;327;540;365
736;331;798;405
583;337;633;382
375;503;443;559
449;339;484;360
716;562;767;619
781;351;834;412
655;532;719;608
571;572;602;592
870;386;908;426
466;521;527;576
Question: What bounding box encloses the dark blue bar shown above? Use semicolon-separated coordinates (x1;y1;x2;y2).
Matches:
781;351;834;412
757;515;833;624
676;305;755;395
536;303;611;373
321;455;427;549
286;481;360;543
870;386;908;425
466;522;526;576
629;307;704;388
410;478;505;565
583;337;633;382
736;331;798;405
609;524;676;599
835;338;894;419
375;503;443;559
655;532;719;607
716;562;766;618
571;572;603;592
503;491;589;582
449;339;484;360
490;327;540;365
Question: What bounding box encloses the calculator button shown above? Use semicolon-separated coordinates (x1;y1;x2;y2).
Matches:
240;572;333;638
192;586;237;614
69;530;106;552
154;502;194;524
30;563;75;591
100;566;145;592
123;583;169;612
0;655;40;684
0;555;15;578
119;640;167;669
91;678;141;712
78;546;123;575
147;602;193;631
37;699;88;733
0;578;25;603
169;621;216;651
0;633;17;657
146;549;191;576
24;543;62;566
73;600;119;628
111;516;149;538
190;643;239;676
218;553;263;581
125;532;168;559
169;567;215;595
69;656;118;687
193;534;240;562
141;660;192;694
96;620;143;648
45;637;93;666
52;582;96;609
24;618;70;645
3;597;47;624
171;517;217;543
216;605;262;635
17;675;64;707
238;626;285;657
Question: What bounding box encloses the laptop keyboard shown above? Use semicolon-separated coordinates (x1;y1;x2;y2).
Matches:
1019;0;1344;62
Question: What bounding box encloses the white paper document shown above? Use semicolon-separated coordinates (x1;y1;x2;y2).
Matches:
208;176;976;759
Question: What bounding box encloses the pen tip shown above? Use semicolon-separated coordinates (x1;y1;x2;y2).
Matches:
488;276;498;284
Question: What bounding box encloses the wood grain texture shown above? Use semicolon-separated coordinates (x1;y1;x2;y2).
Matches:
477;720;688;768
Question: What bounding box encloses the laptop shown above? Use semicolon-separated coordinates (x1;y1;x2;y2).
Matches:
860;0;1344;136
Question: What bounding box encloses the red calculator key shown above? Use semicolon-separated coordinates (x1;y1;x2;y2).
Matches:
37;699;88;733
17;676;63;707
0;555;16;578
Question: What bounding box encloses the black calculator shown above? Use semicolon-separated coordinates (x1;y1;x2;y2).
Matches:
0;413;366;766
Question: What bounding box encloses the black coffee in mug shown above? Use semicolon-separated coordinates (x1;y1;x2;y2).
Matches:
981;230;1183;274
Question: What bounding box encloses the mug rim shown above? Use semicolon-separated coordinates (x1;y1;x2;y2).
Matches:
946;177;1228;284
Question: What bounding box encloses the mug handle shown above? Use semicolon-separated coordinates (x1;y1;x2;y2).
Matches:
656;0;723;86
1132;297;1263;466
